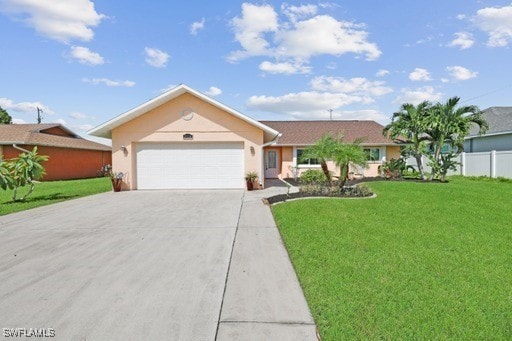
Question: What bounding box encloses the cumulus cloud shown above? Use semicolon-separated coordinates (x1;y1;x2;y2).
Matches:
409;68;432;82
0;97;54;114
473;4;512;47
12;118;27;124
69;112;91;119
247;75;392;119
0;0;105;43
82;78;135;87
228;3;381;73
259;60;311;74
190;18;205;35
449;32;475;49
394;86;442;105
446;66;477;81
160;84;177;93
144;47;170;68
376;69;390;77
69;46;104;65
310;76;392;98
205;86;222;96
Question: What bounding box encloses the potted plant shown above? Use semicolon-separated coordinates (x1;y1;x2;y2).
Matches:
103;165;124;192
245;171;258;191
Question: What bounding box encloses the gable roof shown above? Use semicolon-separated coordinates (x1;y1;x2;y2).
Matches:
468;107;512;137
0;124;111;151
88;84;281;143
259;120;396;146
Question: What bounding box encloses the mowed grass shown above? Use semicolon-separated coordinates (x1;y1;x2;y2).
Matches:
272;177;512;340
0;177;112;216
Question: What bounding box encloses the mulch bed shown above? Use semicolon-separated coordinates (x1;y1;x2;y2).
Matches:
263;191;374;205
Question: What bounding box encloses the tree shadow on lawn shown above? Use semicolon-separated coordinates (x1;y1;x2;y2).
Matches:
1;192;79;205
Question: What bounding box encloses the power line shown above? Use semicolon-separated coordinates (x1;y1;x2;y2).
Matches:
461;83;512;104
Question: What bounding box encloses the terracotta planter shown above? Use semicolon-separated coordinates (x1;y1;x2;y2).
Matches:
246;180;254;191
111;178;123;192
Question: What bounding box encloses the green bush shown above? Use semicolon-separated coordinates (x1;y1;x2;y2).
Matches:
300;169;328;184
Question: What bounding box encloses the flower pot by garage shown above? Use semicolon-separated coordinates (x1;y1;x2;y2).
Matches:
246;180;254;191
111;178;123;192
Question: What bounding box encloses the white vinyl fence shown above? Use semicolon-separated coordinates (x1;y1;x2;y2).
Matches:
406;150;512;179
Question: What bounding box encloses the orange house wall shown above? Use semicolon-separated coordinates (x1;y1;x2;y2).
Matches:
2;145;112;181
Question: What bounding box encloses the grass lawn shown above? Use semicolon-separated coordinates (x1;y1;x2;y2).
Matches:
0;177;112;216
272;176;512;340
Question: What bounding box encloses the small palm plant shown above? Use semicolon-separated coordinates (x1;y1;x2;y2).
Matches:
7;147;49;201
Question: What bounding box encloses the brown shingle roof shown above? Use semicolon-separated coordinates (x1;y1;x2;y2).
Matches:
260;120;396;146
0;124;111;151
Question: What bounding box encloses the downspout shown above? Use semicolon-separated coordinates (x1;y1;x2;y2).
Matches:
12;144;30;153
260;133;282;188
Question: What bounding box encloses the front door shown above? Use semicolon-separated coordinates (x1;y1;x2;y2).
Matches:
265;150;279;178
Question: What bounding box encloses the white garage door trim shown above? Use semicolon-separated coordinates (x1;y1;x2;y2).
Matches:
136;142;244;189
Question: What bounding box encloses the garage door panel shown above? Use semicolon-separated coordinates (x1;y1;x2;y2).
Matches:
136;143;244;189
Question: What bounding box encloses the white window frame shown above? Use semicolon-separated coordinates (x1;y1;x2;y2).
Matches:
293;146;321;169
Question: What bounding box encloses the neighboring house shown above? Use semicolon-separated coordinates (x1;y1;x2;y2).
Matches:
0;124;111;181
464;107;512;153
89;84;398;190
260;120;400;179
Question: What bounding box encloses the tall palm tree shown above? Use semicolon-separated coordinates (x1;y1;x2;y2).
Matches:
426;97;488;181
383;101;431;180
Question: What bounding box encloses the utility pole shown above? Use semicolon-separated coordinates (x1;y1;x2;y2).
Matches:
37;107;43;124
328;109;333;120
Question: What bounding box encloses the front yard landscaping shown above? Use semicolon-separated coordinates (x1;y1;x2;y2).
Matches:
0;177;112;216
272;176;512;340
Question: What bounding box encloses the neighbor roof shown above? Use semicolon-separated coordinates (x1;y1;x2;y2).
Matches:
260;120;396;146
467;107;512;137
0;124;111;151
88;84;281;143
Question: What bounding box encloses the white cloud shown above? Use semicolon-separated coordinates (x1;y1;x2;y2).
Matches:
446;66;477;81
205;86;222;96
449;32;475;49
310;76;392;98
53;118;67;125
190;18;205;35
394;86;442;105
69;46;104;65
456;14;466;20
473;4;512;47
82;78;135;87
247;91;366;118
281;3;317;22
228;3;381;68
0;97;54;114
12;118;27;124
409;68;432;82
160;84;177;93
229;3;279;61
69;112;90;119
259;60;311;74
144;47;169;68
376;69;390;77
275;15;381;61
77;124;94;131
336;109;389;124
0;0;105;43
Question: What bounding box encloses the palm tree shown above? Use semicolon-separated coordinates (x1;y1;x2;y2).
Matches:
383;101;431;180
426;97;488;181
300;133;340;185
333;138;367;188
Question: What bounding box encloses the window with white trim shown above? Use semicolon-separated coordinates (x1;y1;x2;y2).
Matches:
296;149;320;166
364;148;380;162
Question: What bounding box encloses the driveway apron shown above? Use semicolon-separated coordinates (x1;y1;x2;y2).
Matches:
0;190;243;340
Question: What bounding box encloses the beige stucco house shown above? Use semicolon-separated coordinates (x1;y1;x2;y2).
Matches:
89;84;399;190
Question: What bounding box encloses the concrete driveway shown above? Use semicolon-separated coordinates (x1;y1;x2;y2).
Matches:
0;187;315;340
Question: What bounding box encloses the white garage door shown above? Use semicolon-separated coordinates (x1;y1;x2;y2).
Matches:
136;142;244;189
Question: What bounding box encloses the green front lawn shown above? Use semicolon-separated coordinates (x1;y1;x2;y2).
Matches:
272;177;512;340
0;177;112;216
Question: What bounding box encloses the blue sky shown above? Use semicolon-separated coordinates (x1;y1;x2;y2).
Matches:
1;0;511;144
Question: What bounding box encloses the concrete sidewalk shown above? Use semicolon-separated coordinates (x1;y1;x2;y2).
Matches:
217;179;317;340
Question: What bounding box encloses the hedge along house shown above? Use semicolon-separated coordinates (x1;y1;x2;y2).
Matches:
259;120;401;180
0;124;111;181
88;84;281;190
